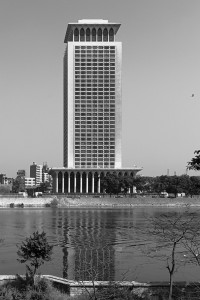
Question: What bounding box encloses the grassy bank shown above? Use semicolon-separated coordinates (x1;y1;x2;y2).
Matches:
0;195;200;208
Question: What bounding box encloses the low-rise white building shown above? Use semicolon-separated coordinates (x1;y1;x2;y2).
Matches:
25;177;36;188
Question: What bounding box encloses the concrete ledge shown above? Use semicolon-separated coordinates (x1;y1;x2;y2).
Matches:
1;275;200;297
1;275;200;288
0;275;199;287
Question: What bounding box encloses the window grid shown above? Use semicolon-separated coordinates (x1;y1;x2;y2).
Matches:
74;45;116;168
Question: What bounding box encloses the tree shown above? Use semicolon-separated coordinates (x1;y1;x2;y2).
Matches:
132;176;155;194
151;175;191;197
17;231;53;284
119;175;135;195
153;175;169;195
165;175;185;197
144;208;200;300
12;175;25;193
187;150;200;171
37;182;51;193
0;185;11;194
103;173;135;196
102;174;121;195
188;176;200;196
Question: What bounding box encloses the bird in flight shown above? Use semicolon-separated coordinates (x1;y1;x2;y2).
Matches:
191;94;195;97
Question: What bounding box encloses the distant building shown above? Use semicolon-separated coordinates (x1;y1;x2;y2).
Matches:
25;177;36;188
42;172;51;183
42;163;52;183
30;162;52;186
6;177;13;185
0;174;7;184
17;170;26;177
0;174;13;186
30;162;42;186
42;163;49;173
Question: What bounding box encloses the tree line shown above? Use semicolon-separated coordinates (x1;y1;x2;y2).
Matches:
133;174;200;197
101;173;200;197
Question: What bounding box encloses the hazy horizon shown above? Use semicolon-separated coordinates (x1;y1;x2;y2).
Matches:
1;0;200;178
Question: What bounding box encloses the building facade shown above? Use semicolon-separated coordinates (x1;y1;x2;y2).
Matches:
0;174;7;185
64;19;122;169
42;172;51;183
50;19;142;194
30;162;42;186
25;177;36;188
0;174;13;186
17;170;26;177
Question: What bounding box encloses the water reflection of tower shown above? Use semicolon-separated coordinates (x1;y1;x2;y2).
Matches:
62;210;115;281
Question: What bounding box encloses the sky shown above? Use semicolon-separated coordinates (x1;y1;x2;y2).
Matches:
1;0;200;178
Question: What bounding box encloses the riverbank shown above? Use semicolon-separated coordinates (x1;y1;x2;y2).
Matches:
0;195;200;207
0;275;199;299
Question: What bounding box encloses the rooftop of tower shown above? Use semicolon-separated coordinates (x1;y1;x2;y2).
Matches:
78;19;108;24
64;19;121;43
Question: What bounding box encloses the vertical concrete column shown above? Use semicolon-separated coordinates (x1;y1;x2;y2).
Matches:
62;172;65;194
74;173;76;193
86;172;88;193
80;173;82;194
55;172;58;193
98;174;100;193
68;172;70;193
92;172;94;194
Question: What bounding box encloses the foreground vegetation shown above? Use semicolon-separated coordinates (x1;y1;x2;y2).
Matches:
0;277;68;300
3;278;200;300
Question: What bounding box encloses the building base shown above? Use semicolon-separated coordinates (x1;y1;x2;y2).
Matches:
49;167;142;194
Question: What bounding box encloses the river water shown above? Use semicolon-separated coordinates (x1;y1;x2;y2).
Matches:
0;207;199;282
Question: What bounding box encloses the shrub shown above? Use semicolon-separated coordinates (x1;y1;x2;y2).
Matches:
0;286;21;300
16;203;24;208
50;197;59;207
0;278;71;300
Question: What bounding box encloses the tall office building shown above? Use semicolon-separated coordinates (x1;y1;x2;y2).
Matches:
64;19;121;169
50;20;142;194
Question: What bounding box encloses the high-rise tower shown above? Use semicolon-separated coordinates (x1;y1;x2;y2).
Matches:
50;19;142;194
63;19;122;169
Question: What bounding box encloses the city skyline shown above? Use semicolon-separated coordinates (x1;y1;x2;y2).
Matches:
1;0;200;178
